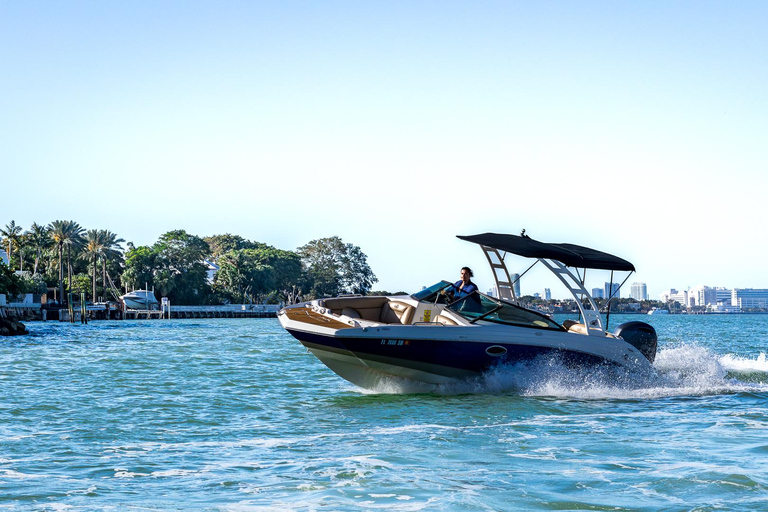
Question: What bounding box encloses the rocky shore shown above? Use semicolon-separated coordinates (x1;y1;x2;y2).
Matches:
0;311;29;336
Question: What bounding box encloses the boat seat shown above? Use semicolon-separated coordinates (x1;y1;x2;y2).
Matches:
341;307;360;318
437;315;458;326
321;297;414;325
562;320;588;335
380;301;414;325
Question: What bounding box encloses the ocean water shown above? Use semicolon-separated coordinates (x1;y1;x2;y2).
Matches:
1;314;767;511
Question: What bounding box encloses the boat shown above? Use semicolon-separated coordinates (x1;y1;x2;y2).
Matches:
647;307;669;315
278;232;658;392
121;289;159;310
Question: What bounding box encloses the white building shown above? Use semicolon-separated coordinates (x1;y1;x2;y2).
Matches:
732;288;768;309
630;282;648;301
689;285;718;306
661;288;690;306
204;260;220;284
0;249;8;266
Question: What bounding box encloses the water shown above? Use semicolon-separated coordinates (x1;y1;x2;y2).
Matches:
1;315;768;510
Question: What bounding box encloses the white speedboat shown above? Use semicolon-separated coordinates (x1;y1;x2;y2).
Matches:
121;290;159;310
278;232;658;391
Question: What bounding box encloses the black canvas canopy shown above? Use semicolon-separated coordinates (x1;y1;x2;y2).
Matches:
457;233;635;272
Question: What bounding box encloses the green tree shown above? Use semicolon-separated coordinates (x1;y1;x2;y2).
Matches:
82;230;103;301
0;260;23;299
297;236;377;298
152;230;211;304
48;220;85;305
25;222;51;275
0;221;23;270
121;244;157;292
203;234;267;261
214;249;275;304
255;247;302;300
99;230;125;301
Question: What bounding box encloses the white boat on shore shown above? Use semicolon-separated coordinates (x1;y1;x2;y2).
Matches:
278;232;658;392
647;308;669;315
121;290;159;310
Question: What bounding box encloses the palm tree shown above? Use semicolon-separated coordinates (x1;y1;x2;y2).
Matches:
1;220;23;269
81;229;126;302
82;230;104;301
48;220;85;305
99;230;124;301
25;222;51;275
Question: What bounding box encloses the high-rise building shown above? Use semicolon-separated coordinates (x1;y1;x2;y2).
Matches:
592;287;604;299
510;273;521;298
543;288;551;301
630;282;648;301
605;282;620;300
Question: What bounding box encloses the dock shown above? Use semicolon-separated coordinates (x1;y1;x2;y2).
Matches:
1;303;280;322
124;304;280;320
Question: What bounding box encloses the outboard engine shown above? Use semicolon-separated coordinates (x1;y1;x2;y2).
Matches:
613;321;658;363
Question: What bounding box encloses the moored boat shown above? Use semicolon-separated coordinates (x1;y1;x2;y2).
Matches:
121;289;159;310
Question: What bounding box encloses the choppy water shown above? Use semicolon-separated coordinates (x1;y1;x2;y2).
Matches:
1;314;768;510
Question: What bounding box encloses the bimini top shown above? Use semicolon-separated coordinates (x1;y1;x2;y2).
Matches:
457;233;635;272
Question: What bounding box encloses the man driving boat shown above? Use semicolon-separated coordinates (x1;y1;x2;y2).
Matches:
447;267;478;300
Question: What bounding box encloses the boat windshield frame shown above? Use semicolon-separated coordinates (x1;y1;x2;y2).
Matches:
411;281;454;302
446;292;564;330
412;282;563;331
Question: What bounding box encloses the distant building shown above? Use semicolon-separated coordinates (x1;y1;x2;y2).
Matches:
732;288;768;309
661;288;690;307
605;282;620;300
630;282;648;301
204;260;220;284
0;249;8;266
510;273;521;298
689;285;719;307
715;287;732;305
543;288;551;301
592;287;604;299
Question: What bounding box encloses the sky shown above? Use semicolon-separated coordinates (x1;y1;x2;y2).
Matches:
1;1;766;300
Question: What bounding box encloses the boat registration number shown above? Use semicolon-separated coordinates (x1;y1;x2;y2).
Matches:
381;339;409;346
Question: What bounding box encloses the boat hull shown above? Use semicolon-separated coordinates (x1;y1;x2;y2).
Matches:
283;322;654;391
121;290;159;310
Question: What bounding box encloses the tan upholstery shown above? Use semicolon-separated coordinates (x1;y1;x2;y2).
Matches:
562;319;588;335
321;296;413;325
341;307;360;318
437;315;458;325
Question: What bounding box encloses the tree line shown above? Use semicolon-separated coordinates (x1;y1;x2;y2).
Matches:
0;220;378;305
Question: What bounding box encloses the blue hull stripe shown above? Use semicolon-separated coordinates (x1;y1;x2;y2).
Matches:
286;329;609;376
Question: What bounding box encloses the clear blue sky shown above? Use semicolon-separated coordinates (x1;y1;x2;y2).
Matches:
2;1;766;299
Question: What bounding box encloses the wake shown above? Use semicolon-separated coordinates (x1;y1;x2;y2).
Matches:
357;344;768;398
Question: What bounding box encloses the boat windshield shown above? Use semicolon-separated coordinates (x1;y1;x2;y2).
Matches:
411;281;453;302
413;282;563;330
446;293;563;330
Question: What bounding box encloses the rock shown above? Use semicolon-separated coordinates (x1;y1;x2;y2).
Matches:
0;318;28;336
